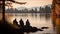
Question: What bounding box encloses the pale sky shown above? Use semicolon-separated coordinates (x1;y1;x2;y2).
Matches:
6;0;53;8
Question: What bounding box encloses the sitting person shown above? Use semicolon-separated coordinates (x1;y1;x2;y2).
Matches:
25;19;32;31
19;19;24;28
26;19;30;27
13;18;18;25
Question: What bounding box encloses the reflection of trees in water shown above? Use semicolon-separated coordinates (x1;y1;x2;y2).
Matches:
40;13;50;19
15;13;38;18
31;13;37;18
7;13;50;19
5;13;50;18
35;13;37;18
14;13;28;17
31;13;34;17
45;13;50;20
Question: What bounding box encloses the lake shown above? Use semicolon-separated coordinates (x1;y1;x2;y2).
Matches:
5;13;55;34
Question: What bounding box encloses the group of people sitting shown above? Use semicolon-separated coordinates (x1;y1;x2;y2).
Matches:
13;18;43;32
13;18;30;28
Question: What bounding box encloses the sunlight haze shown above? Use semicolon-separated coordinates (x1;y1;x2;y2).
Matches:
10;0;52;8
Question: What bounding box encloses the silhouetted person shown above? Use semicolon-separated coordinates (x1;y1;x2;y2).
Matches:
19;19;24;34
13;18;18;25
24;19;43;34
26;19;30;27
25;19;32;32
19;19;24;28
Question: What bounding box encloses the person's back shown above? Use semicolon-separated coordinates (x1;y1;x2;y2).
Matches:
26;19;30;27
19;19;24;27
13;19;18;25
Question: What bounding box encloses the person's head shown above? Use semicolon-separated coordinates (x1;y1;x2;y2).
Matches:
19;18;24;23
13;18;17;21
20;18;22;20
26;19;30;26
26;19;30;24
15;18;16;20
27;19;29;22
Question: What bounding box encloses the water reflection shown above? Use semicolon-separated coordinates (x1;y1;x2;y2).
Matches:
5;13;55;34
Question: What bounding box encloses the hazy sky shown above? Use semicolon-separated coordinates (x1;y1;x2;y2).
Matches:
7;0;53;8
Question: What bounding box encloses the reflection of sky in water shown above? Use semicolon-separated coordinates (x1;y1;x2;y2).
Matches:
5;13;55;34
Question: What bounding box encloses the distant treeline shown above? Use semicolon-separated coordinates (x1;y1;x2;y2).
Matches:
0;5;51;13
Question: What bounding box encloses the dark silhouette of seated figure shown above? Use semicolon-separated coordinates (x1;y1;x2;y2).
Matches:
19;19;24;28
26;19;30;27
24;19;32;32
25;19;31;31
24;19;43;33
13;18;18;25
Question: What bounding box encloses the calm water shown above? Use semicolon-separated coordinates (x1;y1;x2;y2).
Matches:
5;13;55;34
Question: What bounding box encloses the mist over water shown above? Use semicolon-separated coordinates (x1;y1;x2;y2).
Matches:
5;13;55;34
